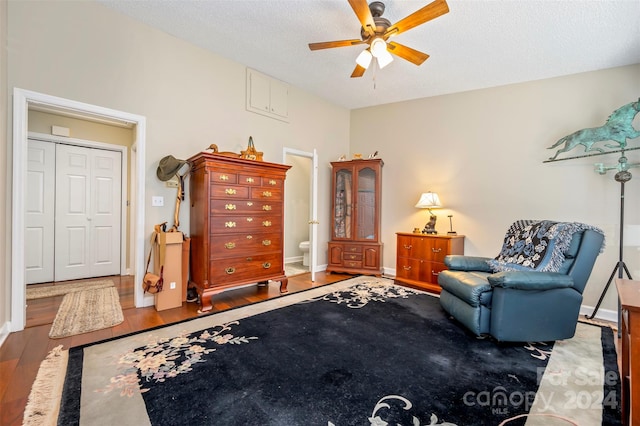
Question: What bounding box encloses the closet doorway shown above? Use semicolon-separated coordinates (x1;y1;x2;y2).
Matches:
11;88;147;332
26;137;124;284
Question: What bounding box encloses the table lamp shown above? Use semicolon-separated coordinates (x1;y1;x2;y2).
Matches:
415;192;441;234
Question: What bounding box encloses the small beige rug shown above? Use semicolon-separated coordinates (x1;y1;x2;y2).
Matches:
49;287;124;339
285;262;309;277
27;280;115;300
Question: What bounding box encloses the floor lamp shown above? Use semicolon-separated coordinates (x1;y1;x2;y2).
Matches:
586;153;638;320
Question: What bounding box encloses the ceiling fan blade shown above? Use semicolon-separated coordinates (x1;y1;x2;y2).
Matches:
308;39;365;51
384;0;449;37
350;64;366;78
387;42;430;65
348;0;376;36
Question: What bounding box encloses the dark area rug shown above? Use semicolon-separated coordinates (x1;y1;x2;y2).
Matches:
54;277;620;425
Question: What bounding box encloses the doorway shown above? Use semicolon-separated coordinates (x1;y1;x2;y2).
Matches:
283;148;318;282
26;137;125;284
11;88;147;332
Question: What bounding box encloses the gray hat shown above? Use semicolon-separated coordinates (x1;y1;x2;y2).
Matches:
157;155;187;181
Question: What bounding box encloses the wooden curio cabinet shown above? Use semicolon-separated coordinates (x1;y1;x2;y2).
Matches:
327;158;383;276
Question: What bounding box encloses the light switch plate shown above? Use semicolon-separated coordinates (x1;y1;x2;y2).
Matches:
152;196;164;207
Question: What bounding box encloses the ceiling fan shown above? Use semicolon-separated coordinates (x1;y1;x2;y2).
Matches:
308;0;449;78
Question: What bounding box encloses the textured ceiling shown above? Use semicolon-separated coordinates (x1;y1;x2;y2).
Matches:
98;0;640;110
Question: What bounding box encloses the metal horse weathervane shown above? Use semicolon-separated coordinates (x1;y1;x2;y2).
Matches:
547;98;640;161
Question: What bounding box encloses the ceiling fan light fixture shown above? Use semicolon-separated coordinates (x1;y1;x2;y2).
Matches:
370;37;387;58
355;49;373;69
377;49;393;68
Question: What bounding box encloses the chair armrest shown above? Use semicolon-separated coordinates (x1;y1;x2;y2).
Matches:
488;271;574;290
444;255;493;272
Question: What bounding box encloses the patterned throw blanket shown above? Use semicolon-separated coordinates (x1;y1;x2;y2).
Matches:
487;220;605;273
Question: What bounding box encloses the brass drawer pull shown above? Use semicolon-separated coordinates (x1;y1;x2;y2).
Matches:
262;191;272;197
225;267;235;274
432;248;442;253
246;177;255;183
262;240;271;246
349;255;357;260
262;221;272;227
403;266;412;271
225;221;236;228
403;244;412;249
225;188;237;195
247;201;253;206
219;174;229;181
268;179;277;186
349;247;357;252
246;257;252;261
246;235;253;239
263;262;271;269
224;242;235;249
247;217;253;222
225;204;236;210
263;205;272;211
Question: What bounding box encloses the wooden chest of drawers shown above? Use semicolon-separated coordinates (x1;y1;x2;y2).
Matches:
395;233;464;293
188;152;290;312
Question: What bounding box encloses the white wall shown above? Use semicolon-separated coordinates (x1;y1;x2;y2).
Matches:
2;0;349;329
351;64;640;315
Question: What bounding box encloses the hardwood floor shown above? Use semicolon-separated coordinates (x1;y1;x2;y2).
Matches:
0;271;351;426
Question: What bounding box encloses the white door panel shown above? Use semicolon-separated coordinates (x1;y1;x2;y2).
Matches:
26;140;55;284
54;144;122;281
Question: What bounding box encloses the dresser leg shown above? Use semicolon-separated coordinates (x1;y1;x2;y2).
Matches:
197;289;213;313
280;277;288;293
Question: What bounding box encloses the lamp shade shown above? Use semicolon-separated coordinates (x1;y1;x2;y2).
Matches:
356;49;372;69
415;192;442;209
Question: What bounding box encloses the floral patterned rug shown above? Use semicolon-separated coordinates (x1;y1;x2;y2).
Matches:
28;276;620;425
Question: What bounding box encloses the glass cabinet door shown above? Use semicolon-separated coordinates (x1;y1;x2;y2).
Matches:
333;168;352;239
357;167;376;240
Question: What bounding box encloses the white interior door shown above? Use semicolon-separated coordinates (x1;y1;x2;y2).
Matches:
25;140;56;284
54;144;122;281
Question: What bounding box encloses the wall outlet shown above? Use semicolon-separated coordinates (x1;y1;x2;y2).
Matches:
152;196;164;207
170;282;176;290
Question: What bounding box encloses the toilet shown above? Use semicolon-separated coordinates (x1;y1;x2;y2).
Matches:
299;241;310;266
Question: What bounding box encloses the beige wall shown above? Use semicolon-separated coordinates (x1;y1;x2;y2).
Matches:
351;64;640;315
2;0;349;330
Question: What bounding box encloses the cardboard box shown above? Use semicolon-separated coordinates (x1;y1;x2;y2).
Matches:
154;231;183;311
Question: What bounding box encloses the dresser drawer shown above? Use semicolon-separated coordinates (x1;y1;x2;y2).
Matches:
238;173;262;185
210;184;250;199
210;199;282;215
251;187;283;201
209;170;237;184
343;245;362;254
209;253;282;284
342;252;362;262
210;233;282;258
396;257;421;281
261;176;284;188
210;215;282;234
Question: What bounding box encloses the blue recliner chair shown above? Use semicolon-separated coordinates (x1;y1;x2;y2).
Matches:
438;220;605;342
